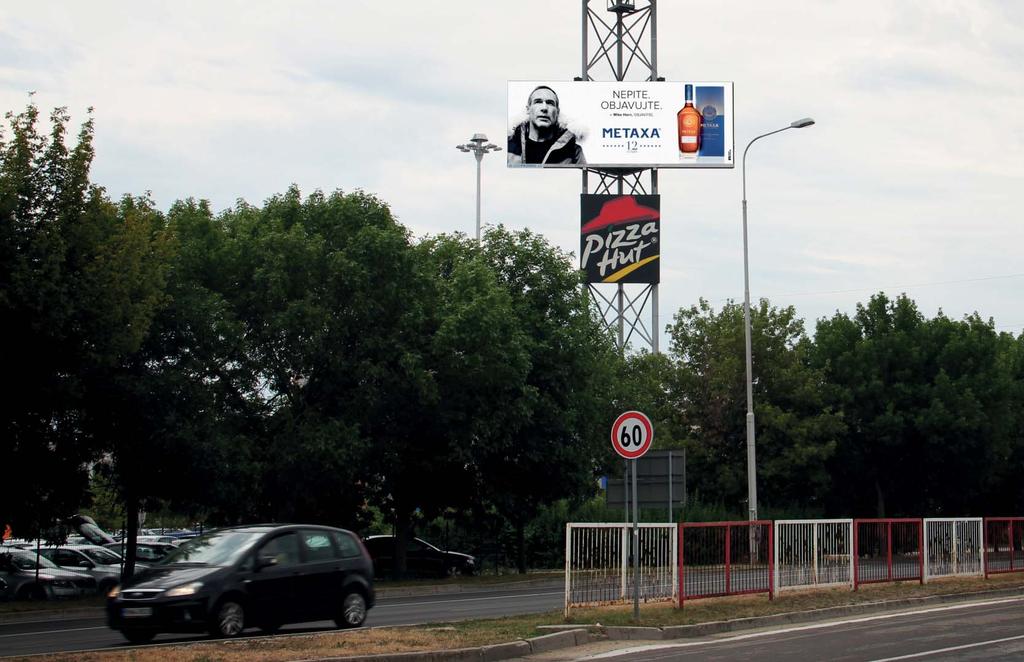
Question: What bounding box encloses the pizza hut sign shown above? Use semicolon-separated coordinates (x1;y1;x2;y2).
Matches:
580;194;660;284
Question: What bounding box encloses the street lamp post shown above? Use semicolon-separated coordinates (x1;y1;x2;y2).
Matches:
456;134;502;242
742;117;815;522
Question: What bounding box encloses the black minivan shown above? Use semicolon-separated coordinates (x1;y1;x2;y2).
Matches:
107;524;374;644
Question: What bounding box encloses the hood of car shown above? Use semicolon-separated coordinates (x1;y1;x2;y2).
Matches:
123;565;221;590
444;551;475;563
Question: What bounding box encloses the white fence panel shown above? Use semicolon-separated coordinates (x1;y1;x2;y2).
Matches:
565;523;677;616
924;518;984;582
774;519;854;591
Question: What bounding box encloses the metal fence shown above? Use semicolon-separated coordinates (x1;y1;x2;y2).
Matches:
854;519;923;587
679;520;773;605
564;523;677;616
774;519;854;591
984;517;1024;577
923;518;984;582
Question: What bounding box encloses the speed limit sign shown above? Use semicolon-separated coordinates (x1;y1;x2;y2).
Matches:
611;410;653;459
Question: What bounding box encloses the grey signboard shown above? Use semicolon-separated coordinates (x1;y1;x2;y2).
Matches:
605;449;686;512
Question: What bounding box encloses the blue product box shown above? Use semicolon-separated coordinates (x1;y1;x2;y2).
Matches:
695;86;725;158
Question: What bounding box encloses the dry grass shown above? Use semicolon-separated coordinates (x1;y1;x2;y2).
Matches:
4;613;557;662
8;574;1024;661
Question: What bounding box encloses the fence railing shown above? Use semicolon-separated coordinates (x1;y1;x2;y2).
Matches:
923;518;984;582
984;517;1024;577
566;515;1021;614
854;519;923;588
774;519;854;591
564;523;677;616
678;520;773;605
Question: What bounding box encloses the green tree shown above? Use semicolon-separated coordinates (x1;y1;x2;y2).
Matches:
666;298;842;516
812;293;1019;516
475;226;621;572
1;105;167;540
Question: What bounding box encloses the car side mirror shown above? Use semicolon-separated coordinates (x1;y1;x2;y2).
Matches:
256;555;278;571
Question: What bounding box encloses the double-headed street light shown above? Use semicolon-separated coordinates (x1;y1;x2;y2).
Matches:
456;134;502;243
742;117;815;522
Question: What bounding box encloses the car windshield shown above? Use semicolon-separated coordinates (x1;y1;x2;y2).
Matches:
5;550;59;570
162;530;266;566
81;547;123;565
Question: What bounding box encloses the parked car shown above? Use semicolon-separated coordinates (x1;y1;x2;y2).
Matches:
37;545;143;594
0;548;96;600
106;523;375;644
363;535;476;578
103;541;177;563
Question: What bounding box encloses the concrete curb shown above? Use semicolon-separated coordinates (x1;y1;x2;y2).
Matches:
536;585;1024;642
296;629;591;661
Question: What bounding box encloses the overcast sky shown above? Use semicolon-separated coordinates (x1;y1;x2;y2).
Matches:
2;1;1022;348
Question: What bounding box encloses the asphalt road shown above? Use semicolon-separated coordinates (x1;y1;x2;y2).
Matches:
0;583;565;658
556;596;1024;662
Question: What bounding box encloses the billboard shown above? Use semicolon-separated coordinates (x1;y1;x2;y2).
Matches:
507;81;734;168
581;194;659;284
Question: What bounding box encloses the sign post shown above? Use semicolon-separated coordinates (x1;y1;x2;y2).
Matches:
611;410;654;621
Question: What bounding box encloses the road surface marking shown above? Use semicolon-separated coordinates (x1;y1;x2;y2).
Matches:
869;634;1024;661
582;596;1024;659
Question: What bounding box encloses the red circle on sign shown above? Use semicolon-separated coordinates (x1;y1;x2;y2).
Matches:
611;410;654;459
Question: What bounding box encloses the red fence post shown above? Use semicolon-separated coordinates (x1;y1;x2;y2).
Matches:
887;521;893;582
918;519;924;585
678;524;685;609
724;524;731;596
768;522;774;600
1011;520;1016;573
984;518;989;579
853;520;860;591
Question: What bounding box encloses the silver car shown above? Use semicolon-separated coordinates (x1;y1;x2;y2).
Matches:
38;545;146;594
0;548;96;599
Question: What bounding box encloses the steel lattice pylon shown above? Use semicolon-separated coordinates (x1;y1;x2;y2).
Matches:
580;0;661;353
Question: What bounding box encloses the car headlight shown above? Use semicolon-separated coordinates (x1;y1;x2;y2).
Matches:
37;574;55;581
107;584;120;598
165;581;203;597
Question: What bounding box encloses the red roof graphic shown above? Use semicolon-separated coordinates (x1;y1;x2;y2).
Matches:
581;196;660;234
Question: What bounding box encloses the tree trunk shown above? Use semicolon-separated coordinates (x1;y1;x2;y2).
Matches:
516;519;527;575
874;479;886;518
124;490;139;581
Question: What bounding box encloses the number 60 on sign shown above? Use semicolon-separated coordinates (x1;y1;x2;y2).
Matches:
611;410;653;459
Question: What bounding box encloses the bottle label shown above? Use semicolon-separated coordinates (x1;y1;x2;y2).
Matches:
679;136;697;144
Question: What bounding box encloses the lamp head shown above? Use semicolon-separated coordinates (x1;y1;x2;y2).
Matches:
790;117;815;129
470;133;488;143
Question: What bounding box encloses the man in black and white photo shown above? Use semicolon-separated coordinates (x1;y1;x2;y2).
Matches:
508;85;586;165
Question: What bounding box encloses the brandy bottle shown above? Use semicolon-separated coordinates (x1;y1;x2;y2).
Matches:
677;84;701;154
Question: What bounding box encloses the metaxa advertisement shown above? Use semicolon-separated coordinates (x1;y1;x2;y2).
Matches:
507;81;734;168
580;195;660;284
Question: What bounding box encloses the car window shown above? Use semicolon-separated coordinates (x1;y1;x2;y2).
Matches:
52;549;83;566
82;547;122;565
301;530;335;563
163;530;267;566
333;532;361;559
258;533;300;567
406;539;426;553
5;550;59;570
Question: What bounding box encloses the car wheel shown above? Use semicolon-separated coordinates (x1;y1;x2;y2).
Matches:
335;591;367;628
210;599;246;637
122;629;156;645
